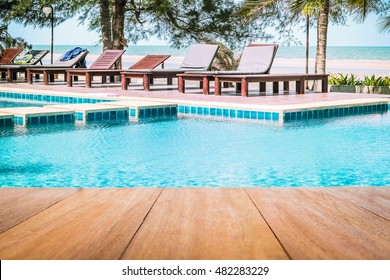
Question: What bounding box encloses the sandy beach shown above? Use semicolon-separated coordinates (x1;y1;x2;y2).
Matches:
47;54;390;77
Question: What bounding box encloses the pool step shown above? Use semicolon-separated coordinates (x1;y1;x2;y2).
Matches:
0;107;75;126
45;104;129;122
98;100;178;119
0;112;14;127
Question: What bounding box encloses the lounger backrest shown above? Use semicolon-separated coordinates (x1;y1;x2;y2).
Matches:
89;49;126;69
52;50;89;67
180;44;219;70
129;55;171;69
237;44;279;73
0;48;23;64
22;50;49;65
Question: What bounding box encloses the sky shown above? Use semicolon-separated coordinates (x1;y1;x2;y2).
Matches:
8;13;390;47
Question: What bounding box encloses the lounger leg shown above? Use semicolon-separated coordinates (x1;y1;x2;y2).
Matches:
283;81;289;91
150;78;153;85
241;79;248;97
236;83;241;93
27;71;33;84
43;71;49;85
202;77;209;95
86;73;92;88
272;82;279;94
167;77;173;85
12;71;17;82
49;74;54;83
35;74;39;80
297;77;305;94
1;72;5;80
102;75;106;84
6;69;12;82
178;77;185;93
143;74;150;91
121;74;128;90
67;72;73;87
322;77;328;92
199;81;203;89
259;82;266;92
223;82;229;88
214;78;221;95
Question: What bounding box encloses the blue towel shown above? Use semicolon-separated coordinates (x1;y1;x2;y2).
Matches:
60;47;86;62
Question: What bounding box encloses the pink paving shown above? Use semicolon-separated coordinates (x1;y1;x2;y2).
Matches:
0;79;389;107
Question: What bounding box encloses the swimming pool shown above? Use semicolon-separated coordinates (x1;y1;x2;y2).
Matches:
1;109;389;187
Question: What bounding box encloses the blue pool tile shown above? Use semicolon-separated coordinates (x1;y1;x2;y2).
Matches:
171;107;177;115
197;107;204;115
102;111;109;120
48;115;56;123
30;116;39;124
75;112;84;121
110;111;117;119
4;118;13;126
87;113;94;121
55;114;64;123
203;107;210;115
258;111;265;120
95;112;102;120
237;110;243;118
265;112;272;120
296;111;302;120
64;114;73;122
302;111;308;119
250;111;257;119
216;108;223;116
290;112;297;120
178;106;185;113
313;110;319;118
158;108;164;116
151;108;158;117
284;113;290;121
243;110;250;119
184;106;190;114
14;116;24;125
129;109;136;117
139;109;145;118
39;116;47;124
223;108;229;117
144;108;151;117
190;106;197;114
272;112;279;121
318;110;324;118
229;109;236;118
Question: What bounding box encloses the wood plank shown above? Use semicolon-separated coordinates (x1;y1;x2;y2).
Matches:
329;187;390;221
246;188;390;260
0;188;161;260
0;188;79;233
121;188;288;260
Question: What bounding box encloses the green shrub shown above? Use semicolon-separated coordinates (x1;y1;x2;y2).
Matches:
329;73;362;86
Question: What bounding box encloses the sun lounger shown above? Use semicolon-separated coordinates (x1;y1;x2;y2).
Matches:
0;50;49;82
177;44;278;95
26;48;90;84
0;48;23;79
0;48;23;64
121;44;219;91
66;54;171;88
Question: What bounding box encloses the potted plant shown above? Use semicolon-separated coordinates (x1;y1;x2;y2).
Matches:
329;73;362;93
356;75;390;94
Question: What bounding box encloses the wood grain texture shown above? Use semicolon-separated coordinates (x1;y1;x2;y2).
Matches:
0;188;161;260
246;188;390;260
329;187;390;220
0;188;78;233
121;188;288;260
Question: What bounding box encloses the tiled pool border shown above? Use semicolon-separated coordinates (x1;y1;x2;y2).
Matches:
0;91;114;104
1;91;389;124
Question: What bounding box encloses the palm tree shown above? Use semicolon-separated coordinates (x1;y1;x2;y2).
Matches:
378;15;390;33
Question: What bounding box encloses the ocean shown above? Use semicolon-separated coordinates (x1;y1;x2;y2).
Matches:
32;44;390;61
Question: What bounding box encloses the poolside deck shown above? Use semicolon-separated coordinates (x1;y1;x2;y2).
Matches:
0;187;389;260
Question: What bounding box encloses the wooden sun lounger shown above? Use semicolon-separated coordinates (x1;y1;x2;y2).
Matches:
26;50;90;85
212;73;329;97
66;54;171;88
0;50;49;82
0;48;23;80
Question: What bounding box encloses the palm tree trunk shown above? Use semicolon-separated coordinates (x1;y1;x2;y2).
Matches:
100;0;113;50
112;0;126;69
315;0;329;74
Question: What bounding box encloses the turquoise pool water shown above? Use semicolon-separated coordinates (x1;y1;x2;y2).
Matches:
1;110;390;187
